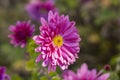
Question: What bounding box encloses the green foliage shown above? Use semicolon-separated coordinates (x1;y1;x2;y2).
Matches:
27;39;39;60
110;55;120;66
31;71;40;80
25;39;39;72
40;76;48;80
0;44;24;66
111;0;120;6
26;59;37;71
49;71;57;77
51;76;61;80
95;9;119;25
109;72;120;80
11;74;22;80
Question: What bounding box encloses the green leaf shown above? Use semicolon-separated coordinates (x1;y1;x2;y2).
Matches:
109;72;120;80
31;71;40;80
40;76;48;80
51;76;61;80
66;0;78;8
11;74;22;80
111;0;120;6
25;59;36;71
27;39;39;60
49;71;57;77
110;55;120;65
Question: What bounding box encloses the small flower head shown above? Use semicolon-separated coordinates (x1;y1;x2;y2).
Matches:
0;66;10;80
33;11;81;72
25;0;57;21
104;64;111;71
8;21;35;48
62;63;110;80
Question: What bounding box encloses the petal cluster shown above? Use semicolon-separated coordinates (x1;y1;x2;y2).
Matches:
62;63;110;80
33;11;80;72
0;66;10;80
8;21;35;48
25;0;57;21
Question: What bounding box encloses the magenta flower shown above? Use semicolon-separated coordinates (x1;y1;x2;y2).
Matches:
0;66;10;80
62;63;110;80
33;11;80;72
25;0;57;21
8;21;35;48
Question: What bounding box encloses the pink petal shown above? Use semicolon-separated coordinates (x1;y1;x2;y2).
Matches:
36;54;42;63
97;73;110;80
77;63;88;78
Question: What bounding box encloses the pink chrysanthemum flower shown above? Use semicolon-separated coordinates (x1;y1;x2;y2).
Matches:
0;66;10;80
8;21;35;48
33;11;81;72
62;63;110;80
25;0;57;21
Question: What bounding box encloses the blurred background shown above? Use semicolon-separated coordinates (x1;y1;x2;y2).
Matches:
0;0;120;79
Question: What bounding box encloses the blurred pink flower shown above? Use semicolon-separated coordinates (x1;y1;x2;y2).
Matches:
25;0;57;21
0;66;10;80
33;11;80;72
8;21;35;48
62;63;110;80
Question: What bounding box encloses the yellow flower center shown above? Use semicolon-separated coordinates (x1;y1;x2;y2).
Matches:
53;35;63;47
